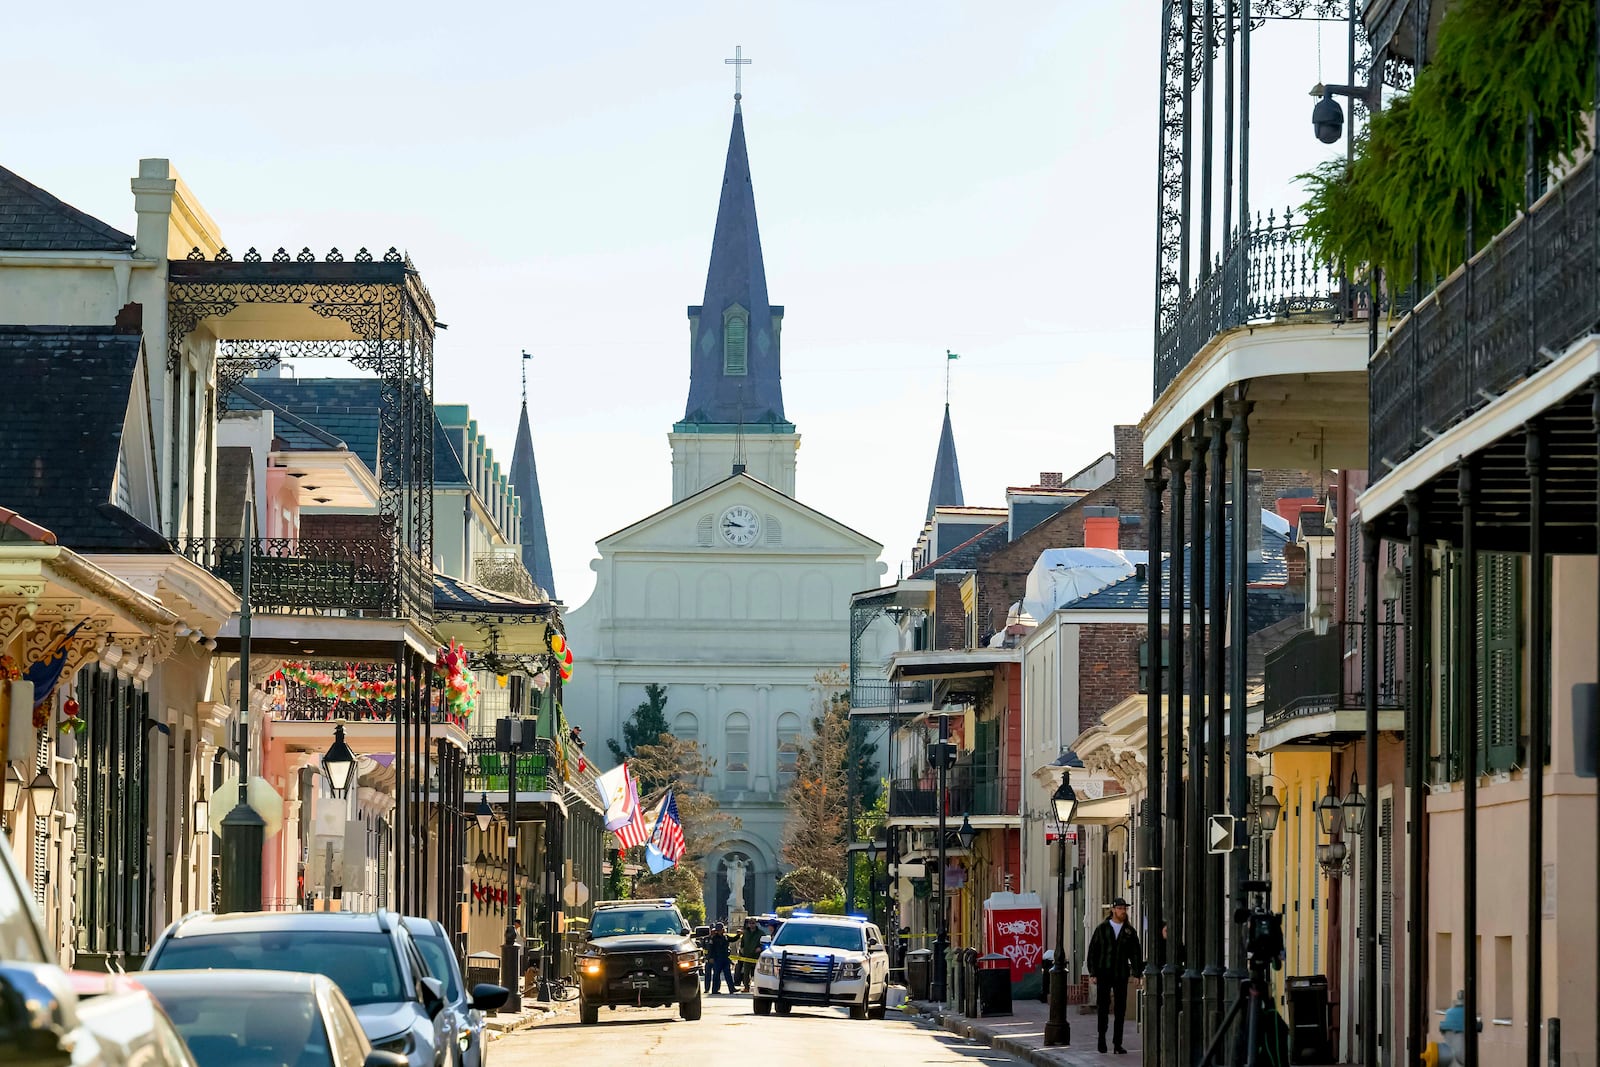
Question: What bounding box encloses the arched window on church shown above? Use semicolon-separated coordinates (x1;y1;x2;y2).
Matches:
725;712;750;790
672;711;698;746
776;712;802;790
723;313;748;376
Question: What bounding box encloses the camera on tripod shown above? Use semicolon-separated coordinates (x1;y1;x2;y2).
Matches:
1233;879;1285;971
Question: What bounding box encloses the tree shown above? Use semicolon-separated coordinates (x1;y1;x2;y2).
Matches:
780;670;852;882
624;732;738;918
608;683;672;776
776;867;844;906
851;782;890;927
604;846;629;901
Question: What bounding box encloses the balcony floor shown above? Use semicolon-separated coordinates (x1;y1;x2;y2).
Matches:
1258;708;1406;751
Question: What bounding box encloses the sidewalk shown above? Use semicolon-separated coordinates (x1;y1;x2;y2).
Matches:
484;990;578;1041
911;997;1145;1067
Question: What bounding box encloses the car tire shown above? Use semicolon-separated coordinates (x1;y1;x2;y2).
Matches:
774;1001;793;1016
580;999;600;1025
753;997;772;1016
679;994;703;1021
868;987;888;1020
849;1000;868;1021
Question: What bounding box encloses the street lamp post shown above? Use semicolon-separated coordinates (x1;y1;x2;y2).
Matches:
928;715;957;1003
220;505;264;914
322;723;356;797
1044;777;1079;1046
496;711;537;1012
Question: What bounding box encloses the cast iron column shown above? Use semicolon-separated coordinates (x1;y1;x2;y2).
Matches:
220;506;264;913
1165;441;1189;1067
1186;417;1207;1054
1362;527;1380;1067
1526;422;1547;1067
1459;463;1481;1067
1405;492;1430;1067
1227;391;1253;989
1205;401;1228;1046
1143;462;1167;1067
933;712;951;1004
394;643;407;913
501;708;524;1013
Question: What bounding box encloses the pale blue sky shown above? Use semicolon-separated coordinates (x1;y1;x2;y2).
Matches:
9;2;1345;604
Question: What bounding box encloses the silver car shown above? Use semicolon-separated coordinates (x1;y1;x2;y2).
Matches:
402;918;508;1067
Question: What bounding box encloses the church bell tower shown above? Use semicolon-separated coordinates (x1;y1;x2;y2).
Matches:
670;91;799;502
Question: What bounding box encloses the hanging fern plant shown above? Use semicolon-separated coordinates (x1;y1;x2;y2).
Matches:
1300;0;1593;288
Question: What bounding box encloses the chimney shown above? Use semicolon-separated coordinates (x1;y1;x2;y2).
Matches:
113;302;143;335
1248;470;1264;563
1039;471;1063;489
1084;516;1119;550
1134;562;1148;583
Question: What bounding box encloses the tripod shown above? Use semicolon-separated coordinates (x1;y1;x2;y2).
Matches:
1193;964;1287;1067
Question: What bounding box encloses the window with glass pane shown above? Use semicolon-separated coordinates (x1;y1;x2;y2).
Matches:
725;712;750;789
777;712;802;788
672;711;699;746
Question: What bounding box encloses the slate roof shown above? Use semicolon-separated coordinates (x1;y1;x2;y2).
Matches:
1063;510;1292;613
433;419;468;486
0;326;167;551
230;378;381;470
908;520;1008;581
0;165;134;252
510;400;556;599
433;572;552;616
680;100;785;427
925;403;964;522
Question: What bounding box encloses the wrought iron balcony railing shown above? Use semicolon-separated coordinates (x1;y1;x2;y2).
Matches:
1155;211;1352;398
171;537;433;621
1263;621;1406;733
1370;151;1600;473
464;735;559;795
888;768;1021;819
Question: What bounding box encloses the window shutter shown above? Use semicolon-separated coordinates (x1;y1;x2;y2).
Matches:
1438;551;1463;783
724;315;748;375
1482;554;1521;773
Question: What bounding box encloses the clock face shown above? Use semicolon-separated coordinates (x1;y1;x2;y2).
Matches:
720;505;762;546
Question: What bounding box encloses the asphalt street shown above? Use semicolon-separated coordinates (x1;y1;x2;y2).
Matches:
491;994;1028;1067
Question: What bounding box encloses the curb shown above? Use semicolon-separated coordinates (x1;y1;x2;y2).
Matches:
915;1003;1100;1067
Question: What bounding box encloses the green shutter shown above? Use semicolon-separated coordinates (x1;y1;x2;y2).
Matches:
724;315;748;375
1481;553;1522;773
1439;550;1463;783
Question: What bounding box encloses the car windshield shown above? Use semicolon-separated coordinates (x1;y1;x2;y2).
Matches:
771;923;865;953
412;935;462;1002
149;931;404;1006
148;989;330;1067
589;909;683;938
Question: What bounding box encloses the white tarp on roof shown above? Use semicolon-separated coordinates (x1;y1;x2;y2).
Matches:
1023;548;1149;622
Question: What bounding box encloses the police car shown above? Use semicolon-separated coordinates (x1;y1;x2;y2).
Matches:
751;914;890;1020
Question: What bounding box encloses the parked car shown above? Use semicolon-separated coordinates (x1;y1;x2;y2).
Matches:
134;970;408;1067
576;899;702;1024
752;915;890;1020
401;918;508;1067
73;987;199;1067
144;911;450;1067
0;829;106;1064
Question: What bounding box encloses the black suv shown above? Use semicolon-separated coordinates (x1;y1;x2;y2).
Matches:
576;899;702;1023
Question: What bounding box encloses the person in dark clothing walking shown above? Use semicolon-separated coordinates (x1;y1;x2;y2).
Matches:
706;922;735;994
736;918;763;992
1086;897;1144;1054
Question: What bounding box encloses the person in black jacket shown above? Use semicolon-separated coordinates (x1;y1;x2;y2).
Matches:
1086;897;1144;1054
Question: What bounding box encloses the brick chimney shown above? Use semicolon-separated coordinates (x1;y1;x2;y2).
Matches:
1084;516;1119;549
1039;471;1063;489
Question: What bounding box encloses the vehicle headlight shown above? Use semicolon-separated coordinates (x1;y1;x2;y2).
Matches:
839;961;864;978
677;951;700;971
374;1032;416;1056
580;956;604;977
756;956;776;976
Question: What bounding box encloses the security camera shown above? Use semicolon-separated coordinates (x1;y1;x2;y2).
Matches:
1312;91;1344;144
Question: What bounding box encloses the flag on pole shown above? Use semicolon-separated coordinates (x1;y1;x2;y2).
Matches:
651;789;686;863
946;350;960;360
595;764;633;832
612;763;651;849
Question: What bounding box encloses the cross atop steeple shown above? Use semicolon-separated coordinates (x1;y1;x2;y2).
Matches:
521;349;532;403
725;45;751;101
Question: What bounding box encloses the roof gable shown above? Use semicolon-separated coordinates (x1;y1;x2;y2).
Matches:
230;377;381;470
597;472;882;553
0;165;134;252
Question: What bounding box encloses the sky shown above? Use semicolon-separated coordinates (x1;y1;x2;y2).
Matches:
7;2;1349;606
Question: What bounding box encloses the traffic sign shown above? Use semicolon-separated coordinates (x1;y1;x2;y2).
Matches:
1207;815;1236;854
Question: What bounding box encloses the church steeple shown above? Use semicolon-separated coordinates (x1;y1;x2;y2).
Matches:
926;404;964;521
511;397;556;599
679;99;788;431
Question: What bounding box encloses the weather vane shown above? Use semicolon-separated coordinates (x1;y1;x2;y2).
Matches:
725;45;751;100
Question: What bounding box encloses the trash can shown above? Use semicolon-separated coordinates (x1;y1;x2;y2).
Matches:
905;949;933;1001
467;952;503;993
1285;975;1333;1064
974;954;1014;1018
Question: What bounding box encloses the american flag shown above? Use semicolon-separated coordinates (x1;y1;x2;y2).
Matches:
612;763;651;849
650;789;686;863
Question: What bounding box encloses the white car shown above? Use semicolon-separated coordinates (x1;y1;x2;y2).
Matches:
752;916;890;1020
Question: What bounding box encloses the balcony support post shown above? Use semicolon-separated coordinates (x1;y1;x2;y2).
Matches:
1226;391;1253;995
1458;461;1482;1067
1142;458;1167;1067
1180;0;1194;303
1186;416;1208;1056
1204;400;1228;1047
1199;0;1213;276
1526;421;1547;1067
1404;492;1430;1067
423;656;433;917
1222;0;1234;248
394;640;408;914
1165;439;1189;1067
1361;524;1380;1067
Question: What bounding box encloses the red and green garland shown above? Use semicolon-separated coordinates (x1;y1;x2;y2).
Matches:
433;641;478;720
271;662;397;709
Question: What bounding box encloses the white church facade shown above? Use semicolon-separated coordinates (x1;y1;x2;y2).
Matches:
563;92;887;917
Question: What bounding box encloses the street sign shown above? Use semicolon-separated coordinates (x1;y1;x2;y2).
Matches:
1207;815;1236;854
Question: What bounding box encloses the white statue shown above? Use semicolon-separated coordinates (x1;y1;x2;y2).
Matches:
726;858;747;914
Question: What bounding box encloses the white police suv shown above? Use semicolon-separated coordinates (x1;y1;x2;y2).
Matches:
752;915;890;1020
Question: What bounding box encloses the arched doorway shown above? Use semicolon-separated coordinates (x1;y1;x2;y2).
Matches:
713;851;759;923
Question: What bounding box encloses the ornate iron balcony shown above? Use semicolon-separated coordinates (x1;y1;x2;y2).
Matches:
465;735;559;795
171;536;432;621
888;769;1021;818
1370;152;1599;473
1155;212;1351;398
1263;621;1405;733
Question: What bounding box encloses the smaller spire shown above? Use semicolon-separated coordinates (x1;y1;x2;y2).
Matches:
926;403;964;521
511;396;556;599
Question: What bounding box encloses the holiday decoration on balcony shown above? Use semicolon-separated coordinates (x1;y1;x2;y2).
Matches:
433;641;479;720
272;662;397;714
547;630;574;682
58;696;83;736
